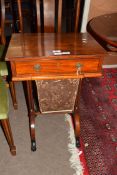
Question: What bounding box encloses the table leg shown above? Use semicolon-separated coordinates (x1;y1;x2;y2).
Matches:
1;119;16;155
74;113;80;147
9;81;18;109
73;79;82;147
26;81;36;151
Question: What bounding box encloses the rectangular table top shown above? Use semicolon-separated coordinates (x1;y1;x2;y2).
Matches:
5;32;106;61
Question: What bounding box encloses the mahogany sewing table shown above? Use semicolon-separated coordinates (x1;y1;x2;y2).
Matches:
5;32;106;150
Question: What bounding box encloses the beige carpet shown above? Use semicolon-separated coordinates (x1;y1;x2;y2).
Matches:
0;82;83;175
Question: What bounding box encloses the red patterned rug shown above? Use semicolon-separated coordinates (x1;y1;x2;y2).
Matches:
80;68;117;175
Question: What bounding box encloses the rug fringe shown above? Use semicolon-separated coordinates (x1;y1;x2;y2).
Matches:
65;114;83;175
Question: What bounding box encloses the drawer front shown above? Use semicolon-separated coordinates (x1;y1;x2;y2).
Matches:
15;58;101;78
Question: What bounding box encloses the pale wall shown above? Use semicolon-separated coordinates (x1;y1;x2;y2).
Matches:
88;0;117;20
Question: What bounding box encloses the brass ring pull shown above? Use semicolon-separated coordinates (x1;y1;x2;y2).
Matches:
34;64;41;71
76;63;83;75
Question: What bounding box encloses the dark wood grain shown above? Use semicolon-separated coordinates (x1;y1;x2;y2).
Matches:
5;33;106;81
6;33;106;59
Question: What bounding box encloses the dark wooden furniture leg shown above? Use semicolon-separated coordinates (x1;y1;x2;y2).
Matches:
1;119;16;155
9;81;18;109
74;113;80;147
17;0;23;32
73;79;82;147
26;81;36;151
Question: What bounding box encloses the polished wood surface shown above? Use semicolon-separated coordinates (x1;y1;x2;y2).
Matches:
6;33;106;81
88;13;117;49
5;32;106;151
6;33;105;58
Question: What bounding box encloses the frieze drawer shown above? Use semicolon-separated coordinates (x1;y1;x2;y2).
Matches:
14;58;101;78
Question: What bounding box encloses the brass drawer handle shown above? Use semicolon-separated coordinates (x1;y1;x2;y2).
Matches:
76;63;83;75
33;64;41;71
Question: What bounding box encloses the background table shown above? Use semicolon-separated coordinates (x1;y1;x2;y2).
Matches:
88;13;117;49
88;13;117;67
